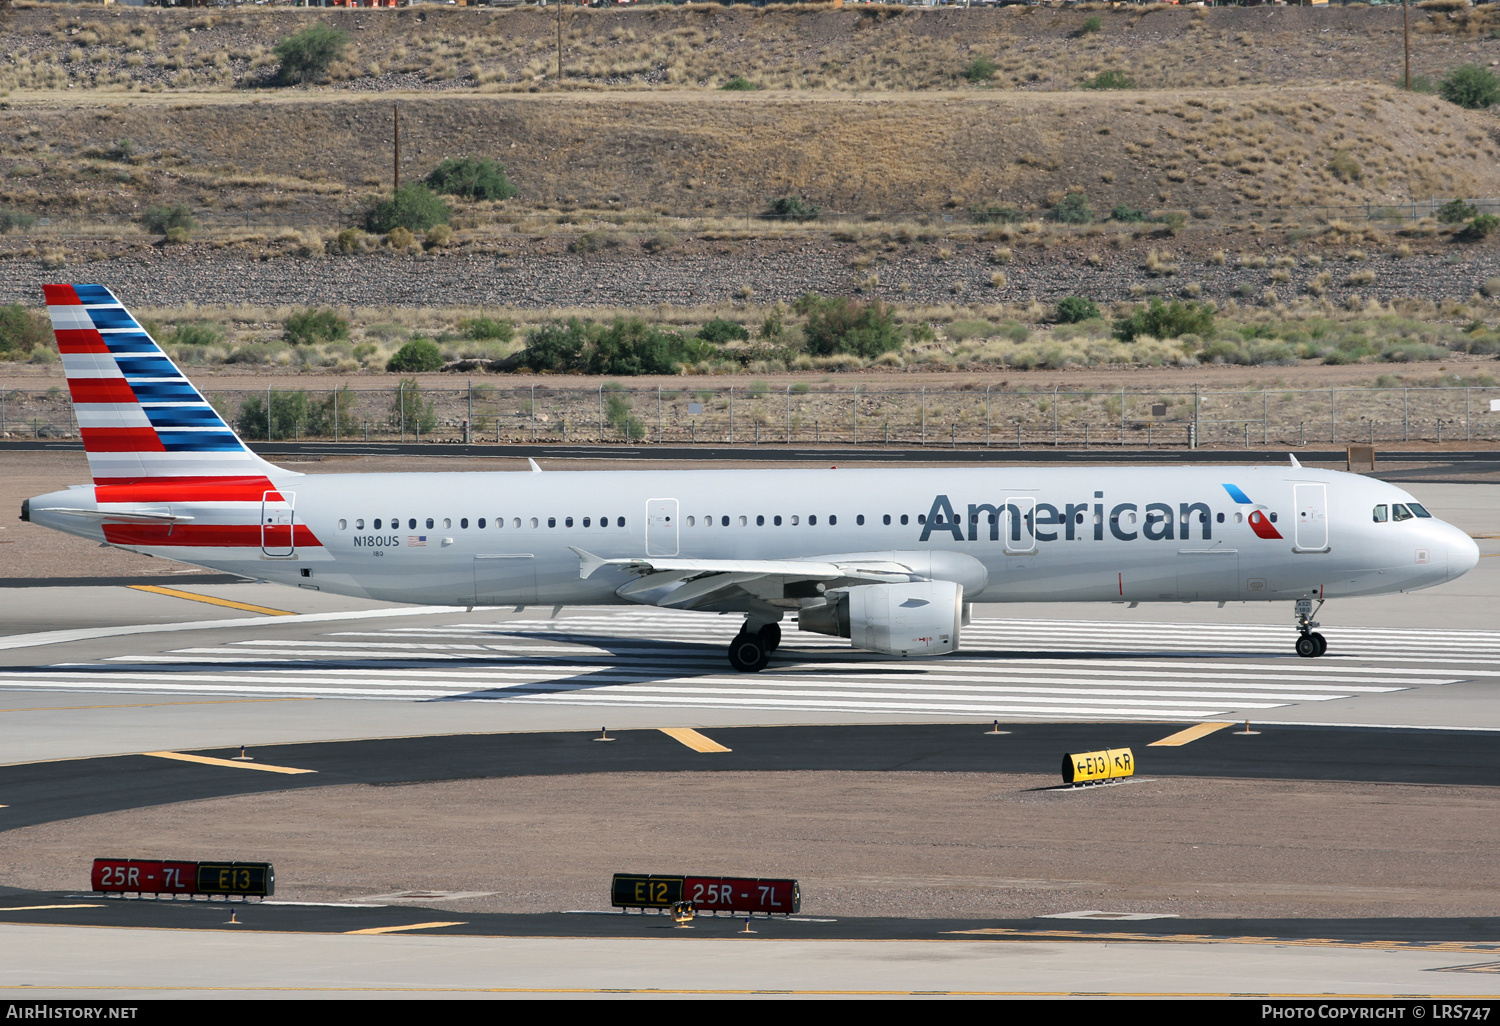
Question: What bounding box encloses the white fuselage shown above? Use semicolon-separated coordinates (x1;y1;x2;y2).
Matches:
27;463;1479;610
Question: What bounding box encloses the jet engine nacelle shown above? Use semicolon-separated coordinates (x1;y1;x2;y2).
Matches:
797;580;963;657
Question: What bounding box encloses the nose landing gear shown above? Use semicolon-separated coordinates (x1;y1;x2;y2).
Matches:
726;620;781;673
1294;598;1328;658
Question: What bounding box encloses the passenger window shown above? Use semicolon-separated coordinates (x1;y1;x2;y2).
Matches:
738;516;747;526
409;518;417;530
687;516;695;527
1373;505;1388;523
1234;512;1243;524
757;515;765;526
1392;504;1413;522
355;519;364;530
722;516;730;527
617;517;625;528
917;514;926;524
339;519;347;531
461;518;468;529
900;514;908;525
565;517;573;528
883;514;891;525
1409;503;1432;518
856;515;864;526
444;518;452;529
548;517;556;528
530;517;538;528
828;515;835;526
774;515;783;526
373;519;382;530
478;518;486;529
583;517;591;527
426;518;434;529
806;515;814;526
1216;512;1224;523
989;514;998;525
1269;512;1278;523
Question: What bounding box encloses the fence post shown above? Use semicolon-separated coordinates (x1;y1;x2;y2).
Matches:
985;385;992;447
1330;388;1336;444
658;385;662;443
1404;387;1409;442
467;379;473;444
334;387;339;444
1053;385;1059;447
729;385;734;444
1119;386;1125;446
786;385;791;444
267;385;273;441
531;384;536;442
598;384;604;441
1262;389;1268;446
1192;384;1199;449
1466;386;1471;441
921;387;927;445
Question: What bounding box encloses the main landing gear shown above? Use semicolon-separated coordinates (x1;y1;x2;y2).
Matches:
727;620;781;673
1294;598;1327;658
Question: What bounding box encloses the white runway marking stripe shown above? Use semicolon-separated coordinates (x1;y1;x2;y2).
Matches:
4;612;1495;720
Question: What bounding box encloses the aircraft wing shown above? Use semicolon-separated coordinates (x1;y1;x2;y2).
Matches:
568;547;917;611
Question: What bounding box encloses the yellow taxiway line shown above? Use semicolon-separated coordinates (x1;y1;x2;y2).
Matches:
127;585;295;617
345;922;467;936
144;751;316;775
659;727;732;753
1148;722;1234;747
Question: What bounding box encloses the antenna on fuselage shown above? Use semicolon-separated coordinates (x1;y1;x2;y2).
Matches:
1288;454;1302;469
528;458;543;473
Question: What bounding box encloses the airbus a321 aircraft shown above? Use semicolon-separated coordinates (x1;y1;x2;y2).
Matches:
21;285;1480;671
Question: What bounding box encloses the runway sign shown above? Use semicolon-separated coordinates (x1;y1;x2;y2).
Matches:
92;858;274;897
612;873;800;914
1061;747;1135;784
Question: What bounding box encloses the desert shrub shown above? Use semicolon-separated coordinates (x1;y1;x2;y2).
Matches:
1112;298;1215;342
424;156;517;202
1047;192;1093;225
516;318;710;375
163;226;192;245
720;75;760;91
1440;64;1500;110
1457;214;1499;242
273;23;349;86
642;231;678;253
142;203;195;235
568;230;623;254
386;337;444;373
282;308;350;346
1436;199;1478;224
424;224;455;248
390;378;437;435
0;209;36;234
0;303;50;358
386;227;415;250
235;390;310;441
461;316;514;342
1400;74;1438;95
305;384;359;439
1056;296;1101;324
1082;70;1133;90
764;196;821;222
1328;151;1362;183
603;383;647;440
1482;277;1500;298
963;56;997;82
971;203;1020;224
363;184;451;234
334;228;365;254
1110;205;1146;223
1079;15;1102;34
698;318;750;343
793;293;901;359
947;319;996;341
168;322;223;348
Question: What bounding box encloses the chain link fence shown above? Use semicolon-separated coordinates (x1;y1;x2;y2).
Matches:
6;382;1500;448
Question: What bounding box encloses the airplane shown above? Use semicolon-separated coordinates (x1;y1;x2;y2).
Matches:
20;284;1481;671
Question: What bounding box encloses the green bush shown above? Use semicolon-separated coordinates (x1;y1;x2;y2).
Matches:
306;385;359;439
0;303;51;358
167;322;224;348
971;203;1021;224
793;293;902;359
963;56;997;83
282;308;350;347
0;209;36;234
1110;205;1146;223
391;378;437;436
235;390;309;441
424;156;517;202
697;318;750;343
363;184;451;234
1047;192;1093;225
1082;70;1134;90
516;318;711;375
720;76;760;91
1112;298;1216;342
1440;64;1500;110
1457;213;1499;242
387;337;445;373
1079;15;1102;35
142;203;195;235
1437;199;1479;224
273;23;349;86
764;196;821;222
603;383;647;439
1328;151;1362;183
1056;296;1101;324
460;316;514;342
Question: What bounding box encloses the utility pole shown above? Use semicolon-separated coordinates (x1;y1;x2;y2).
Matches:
393;103;400;191
1403;0;1411;91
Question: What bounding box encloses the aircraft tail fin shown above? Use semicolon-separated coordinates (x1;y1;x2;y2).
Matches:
44;284;292;488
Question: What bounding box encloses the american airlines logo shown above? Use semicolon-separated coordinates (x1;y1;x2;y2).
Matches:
919;483;1281;544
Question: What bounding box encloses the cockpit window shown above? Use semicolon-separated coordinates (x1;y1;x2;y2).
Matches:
1372;505;1388;523
1408;503;1432;518
1392;503;1413;522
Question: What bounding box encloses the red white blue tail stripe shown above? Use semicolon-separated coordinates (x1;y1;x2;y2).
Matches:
45;283;284;484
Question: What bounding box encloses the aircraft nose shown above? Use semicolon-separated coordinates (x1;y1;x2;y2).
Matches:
1447;523;1480;581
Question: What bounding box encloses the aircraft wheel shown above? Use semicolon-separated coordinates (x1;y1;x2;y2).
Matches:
1295;633;1320;659
758;622;782;652
728;633;770;673
1310;632;1327;657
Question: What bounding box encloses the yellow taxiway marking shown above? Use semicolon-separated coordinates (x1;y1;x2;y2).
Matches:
345;922;466;936
127;585;295;617
659;727;732;753
144;751;315;775
1149;722;1234;747
0;904;103;911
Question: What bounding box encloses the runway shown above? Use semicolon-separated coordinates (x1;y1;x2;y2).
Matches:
1;610;1495;725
